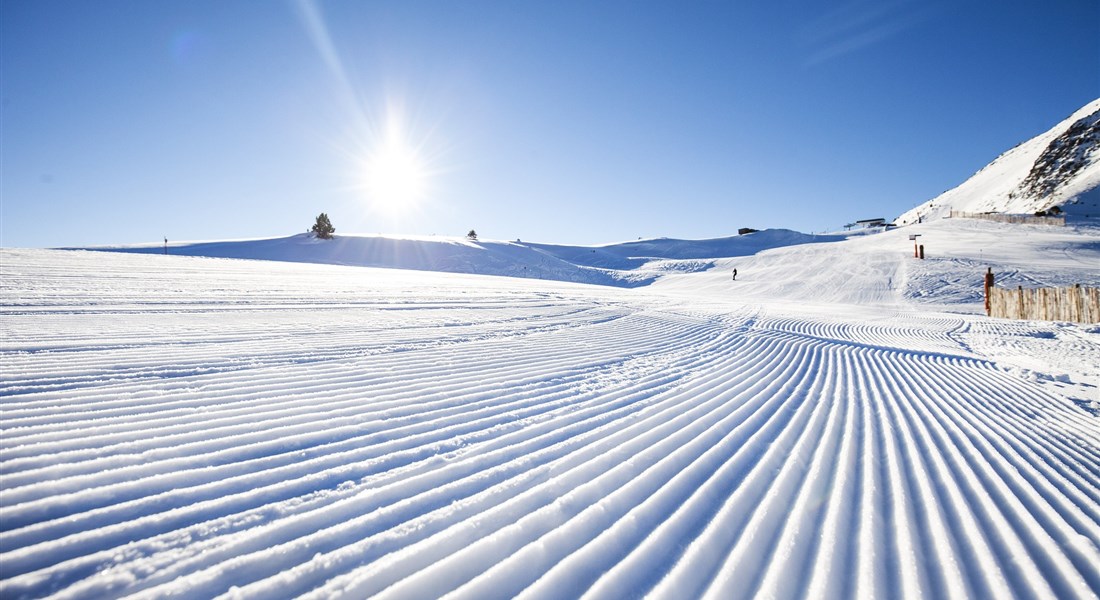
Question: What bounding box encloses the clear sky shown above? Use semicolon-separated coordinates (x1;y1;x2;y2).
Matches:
3;0;1098;248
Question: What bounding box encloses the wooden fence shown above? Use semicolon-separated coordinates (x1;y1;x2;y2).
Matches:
950;210;1065;226
988;284;1100;323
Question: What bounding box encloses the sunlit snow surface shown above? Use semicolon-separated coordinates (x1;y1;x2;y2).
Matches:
3;219;1100;599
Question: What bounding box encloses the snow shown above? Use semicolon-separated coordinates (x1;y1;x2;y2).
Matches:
896;98;1100;225
3;217;1100;599
73;229;840;289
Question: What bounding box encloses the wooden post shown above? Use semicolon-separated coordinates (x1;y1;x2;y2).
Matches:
1074;284;1082;323
918;245;924;260
984;268;994;315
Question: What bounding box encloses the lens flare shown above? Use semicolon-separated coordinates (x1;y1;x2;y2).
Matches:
294;0;443;223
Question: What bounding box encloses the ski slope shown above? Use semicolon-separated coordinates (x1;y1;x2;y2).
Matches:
74;228;839;289
2;219;1100;599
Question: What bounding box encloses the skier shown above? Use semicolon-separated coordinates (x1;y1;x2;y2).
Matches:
732;268;737;281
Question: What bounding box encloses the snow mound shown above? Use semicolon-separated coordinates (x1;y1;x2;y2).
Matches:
73;230;842;288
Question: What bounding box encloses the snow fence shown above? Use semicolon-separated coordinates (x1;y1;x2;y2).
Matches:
950;210;1066;227
988;283;1100;323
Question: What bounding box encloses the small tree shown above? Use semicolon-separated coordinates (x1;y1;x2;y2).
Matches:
311;213;335;239
467;229;478;241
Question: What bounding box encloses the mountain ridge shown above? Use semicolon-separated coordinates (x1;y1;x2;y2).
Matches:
896;98;1100;225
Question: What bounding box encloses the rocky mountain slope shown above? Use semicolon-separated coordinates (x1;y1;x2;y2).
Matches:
896;98;1100;225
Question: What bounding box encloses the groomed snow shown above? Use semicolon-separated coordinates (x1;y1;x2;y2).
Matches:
74;229;840;289
2;218;1099;599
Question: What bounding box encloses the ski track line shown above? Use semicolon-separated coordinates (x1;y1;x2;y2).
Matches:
900;364;1099;596
578;345;846;600
0;310;748;590
593;339;841;600
93;326;764;599
357;330;822;600
686;338;838;598
2;310;671;446
638;328;1100;598
547;334;831;598
8;317;717;499
0;306;624;414
4;314;730;568
621;334;861;599
3;250;1099;599
283;327;810;600
2;314;687;487
1;364;676;556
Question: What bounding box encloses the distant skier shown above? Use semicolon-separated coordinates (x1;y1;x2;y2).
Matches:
732;268;737;281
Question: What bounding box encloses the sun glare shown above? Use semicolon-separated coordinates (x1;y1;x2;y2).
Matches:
362;128;428;215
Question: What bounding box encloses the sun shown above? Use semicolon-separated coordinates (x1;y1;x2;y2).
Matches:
361;129;427;215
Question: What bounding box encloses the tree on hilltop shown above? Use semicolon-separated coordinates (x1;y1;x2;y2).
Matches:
467;229;478;241
311;213;335;239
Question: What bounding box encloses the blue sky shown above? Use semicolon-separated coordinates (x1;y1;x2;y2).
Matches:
3;0;1098;247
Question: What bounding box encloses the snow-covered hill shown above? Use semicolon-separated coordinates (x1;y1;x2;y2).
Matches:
76;229;841;288
897;98;1100;225
4;218;1100;598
